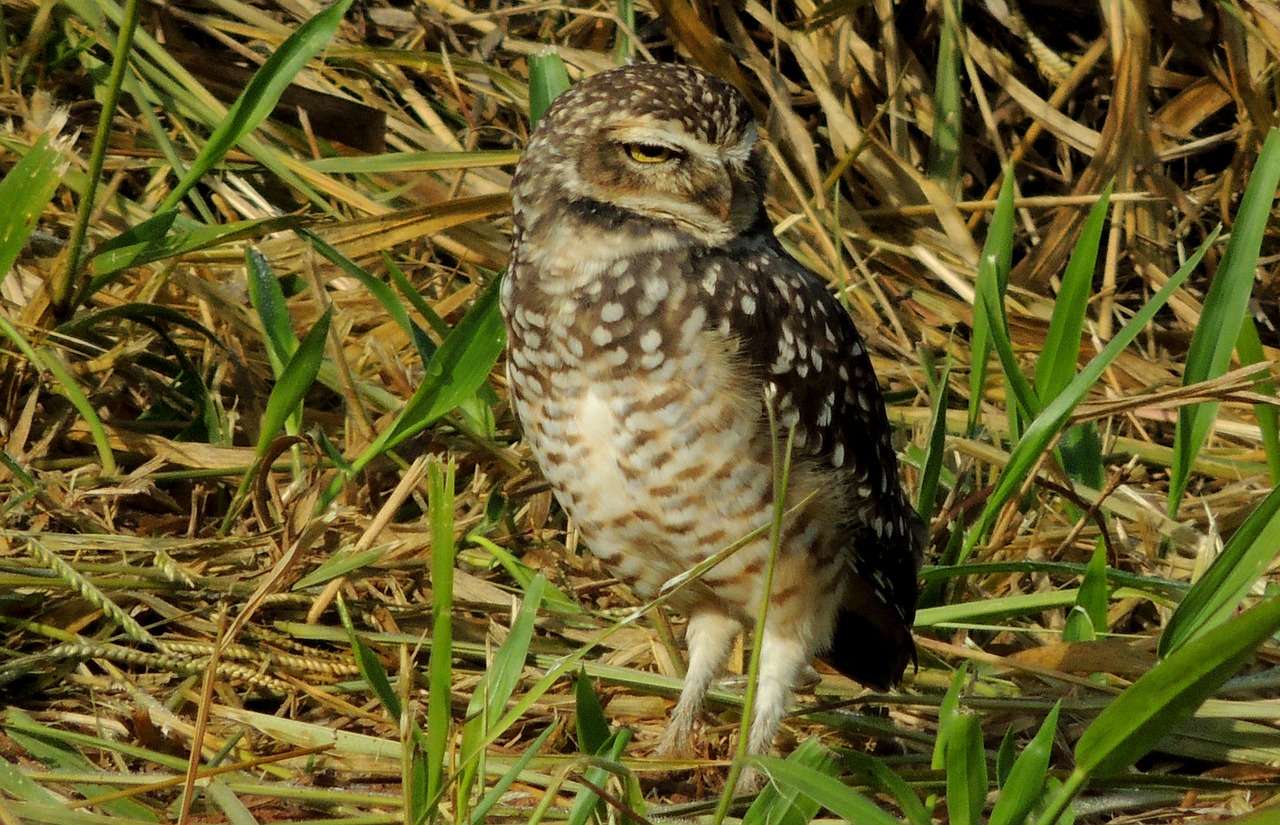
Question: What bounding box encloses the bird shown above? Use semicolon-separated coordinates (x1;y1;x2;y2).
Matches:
500;62;925;764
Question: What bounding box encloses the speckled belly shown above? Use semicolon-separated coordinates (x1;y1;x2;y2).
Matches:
508;330;841;619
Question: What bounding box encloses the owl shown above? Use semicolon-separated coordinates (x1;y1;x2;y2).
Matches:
500;62;925;764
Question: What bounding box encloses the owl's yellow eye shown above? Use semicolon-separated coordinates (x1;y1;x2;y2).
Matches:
625;143;675;163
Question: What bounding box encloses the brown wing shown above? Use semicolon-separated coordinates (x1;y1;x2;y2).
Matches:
693;233;924;688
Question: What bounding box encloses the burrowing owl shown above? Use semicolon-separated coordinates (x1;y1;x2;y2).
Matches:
501;63;925;762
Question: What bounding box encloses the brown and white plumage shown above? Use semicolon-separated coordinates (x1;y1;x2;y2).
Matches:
501;62;924;761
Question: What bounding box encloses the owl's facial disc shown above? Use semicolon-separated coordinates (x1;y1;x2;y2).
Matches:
574;120;763;244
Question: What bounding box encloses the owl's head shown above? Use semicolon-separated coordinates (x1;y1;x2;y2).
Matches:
512;63;767;248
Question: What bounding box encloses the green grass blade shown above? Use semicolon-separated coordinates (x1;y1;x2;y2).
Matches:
989;703;1061;825
946;713;987;825
917;351;952;521
157;0;355;212
324;276;505;507
746;738;836;825
336;595;402;721
528;50;571;124
1168;127;1280;516
967;172;1017;432
1036;179;1111;493
381;274;504;446
426;460;456;811
5;710;159;821
0;134;67;283
750;756;902;825
57;303;223;348
926;0;962;193
574;669;611;756
303;229;419;344
246;247;299;376
1075;594;1280;778
0;312;117;474
56;0;141;315
1075;541;1109;635
977;248;1041;425
0;753;60;804
1033;185;1112;401
961;227;1218;562
254;306;331;455
86;214;299;286
841;750;931;825
612;0;636;64
467;726;554;825
1236;316;1280;483
567;728;633;825
483;574;546;724
456;576;547;816
1159;483;1280;656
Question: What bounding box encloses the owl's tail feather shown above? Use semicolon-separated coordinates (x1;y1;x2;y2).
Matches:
821;509;925;690
823;604;916;690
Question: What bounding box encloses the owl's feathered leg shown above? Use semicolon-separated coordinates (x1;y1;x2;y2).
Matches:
744;628;812;757
656;611;742;757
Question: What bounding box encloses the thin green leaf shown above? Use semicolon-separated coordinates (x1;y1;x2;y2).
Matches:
323;276;505;508
158;0;356;212
336;595;402;721
528;50;571;124
746;738;836;825
842;750;930;825
977;247;1042;425
0;313;116;474
254;306;330;456
5;710;159;821
917;589;1079;626
1058;422;1104;491
750;756;902;825
917;351;951;521
575;669;611;756
381;274;504;444
1160;483;1280;656
292;545;390;590
1076;541;1109;634
613;0;636;64
455;574;548;817
1033;185;1112;401
567;729;633;825
57;302;223;347
946;713;986;825
86;215;299;285
1237;316;1280;484
426;460;456;809
995;726;1018;789
926;0;962;192
303;229;417;339
407;749;429;825
989;703;1061;825
481;574;546;724
305;149;519;175
1076;594;1280;778
1169;127;1280;515
934;664;969;771
967;172;1017;432
467;726;554;825
245;247;299;377
0;753;60;804
1062;606;1096;643
0;135;70;282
